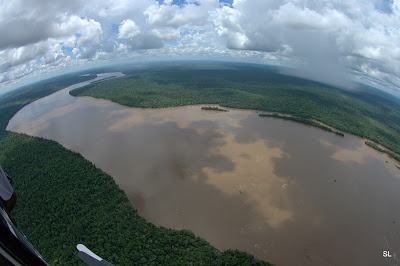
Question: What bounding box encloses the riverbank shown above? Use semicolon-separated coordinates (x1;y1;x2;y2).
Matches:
68;65;400;162
365;141;400;162
0;73;272;265
8;94;400;266
259;113;344;137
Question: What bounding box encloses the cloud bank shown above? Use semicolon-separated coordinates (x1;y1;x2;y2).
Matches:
1;0;399;96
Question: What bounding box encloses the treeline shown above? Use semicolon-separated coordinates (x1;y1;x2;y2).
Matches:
69;65;400;159
0;132;270;265
365;141;400;162
201;106;228;112
259;113;344;136
0;72;272;265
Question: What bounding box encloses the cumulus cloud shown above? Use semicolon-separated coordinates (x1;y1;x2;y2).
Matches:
0;0;400;97
125;34;164;50
211;0;400;92
144;1;216;28
0;0;96;49
0;40;61;71
118;19;141;39
271;2;352;31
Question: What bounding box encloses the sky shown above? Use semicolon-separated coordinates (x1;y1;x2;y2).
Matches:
0;0;400;96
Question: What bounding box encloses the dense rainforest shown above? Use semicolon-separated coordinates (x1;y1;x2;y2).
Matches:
70;64;400;161
0;71;271;265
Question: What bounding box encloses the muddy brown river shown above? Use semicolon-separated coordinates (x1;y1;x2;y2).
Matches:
7;74;400;265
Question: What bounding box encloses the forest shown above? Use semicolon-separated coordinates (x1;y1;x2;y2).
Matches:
0;71;271;265
70;64;400;162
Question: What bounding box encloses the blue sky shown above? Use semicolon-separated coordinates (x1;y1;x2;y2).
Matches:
1;0;400;97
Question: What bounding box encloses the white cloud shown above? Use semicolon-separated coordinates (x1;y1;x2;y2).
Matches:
118;19;141;39
0;0;92;49
144;0;217;28
0;0;400;97
271;2;352;31
211;0;400;92
151;28;180;40
0;39;61;71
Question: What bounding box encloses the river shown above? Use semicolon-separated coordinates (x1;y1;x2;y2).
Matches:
7;74;400;265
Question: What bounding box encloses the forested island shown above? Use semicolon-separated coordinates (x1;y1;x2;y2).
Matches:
70;64;400;162
0;70;271;265
201;106;228;112
259;113;344;136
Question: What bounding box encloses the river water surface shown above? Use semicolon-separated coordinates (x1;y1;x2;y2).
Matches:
7;74;400;266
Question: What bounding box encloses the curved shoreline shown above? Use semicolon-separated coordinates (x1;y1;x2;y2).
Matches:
68;93;400;164
1;74;273;265
68;66;400;163
5;77;400;265
9;80;400;165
